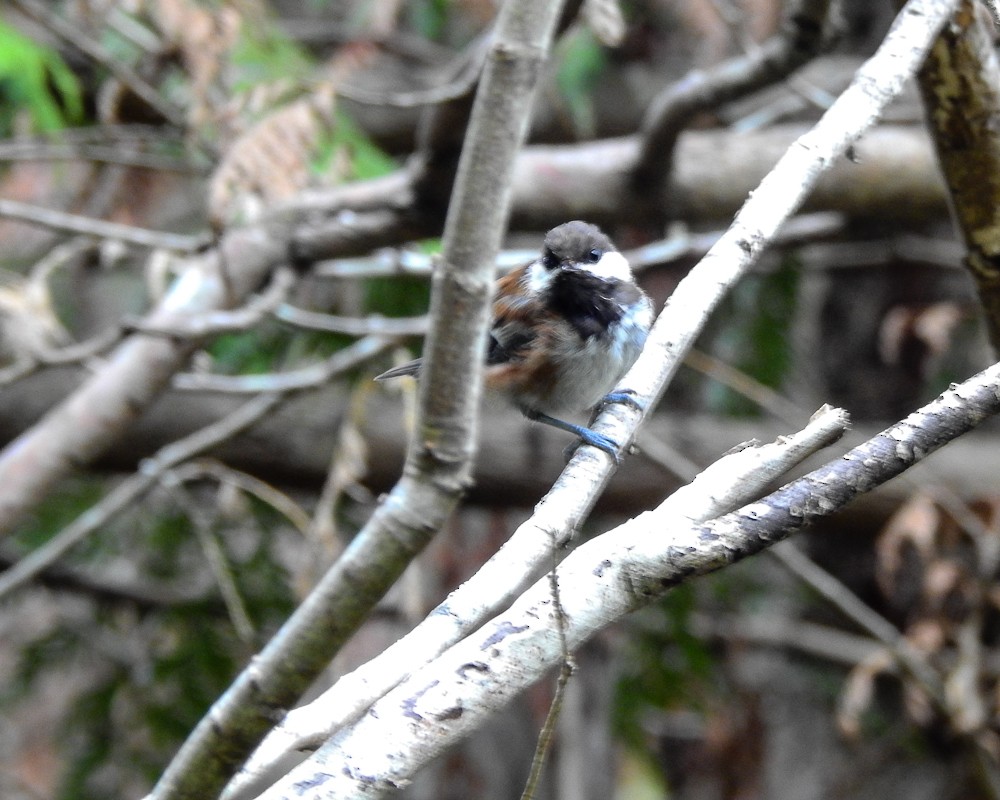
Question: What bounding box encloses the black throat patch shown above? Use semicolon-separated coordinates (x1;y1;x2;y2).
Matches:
548;270;630;340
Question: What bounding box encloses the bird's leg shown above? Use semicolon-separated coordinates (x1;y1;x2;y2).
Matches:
521;408;621;463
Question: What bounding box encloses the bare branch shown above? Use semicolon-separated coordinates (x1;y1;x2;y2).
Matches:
172;338;395;393
124;267;297;337
632;0;834;208
0;198;210;252
272;305;428;337
333;33;489;108
0;335;389;599
0;139;202;173
170;460;313;536
251;407;851;797
286;121;945;238
146;3;569;798
266;359;1000;798
307;211;845;281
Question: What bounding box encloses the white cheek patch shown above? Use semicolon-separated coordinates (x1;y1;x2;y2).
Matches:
592;251;632;282
525;261;553;293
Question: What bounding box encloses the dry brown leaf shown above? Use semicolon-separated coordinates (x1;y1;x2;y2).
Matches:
902;681;935;729
923;560;966;605
0;270;69;364
868;490;1000;741
907;618;947;656
945;617;987;734
837;649;895;739
878;302;965;378
207;40;379;228
207;84;340;227
876;491;942;609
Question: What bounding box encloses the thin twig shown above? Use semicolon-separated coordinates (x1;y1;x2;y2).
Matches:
333;33;488;108
0;393;281;600
307;212;845;282
0;198;209;252
519;543;575;800
0;335;389;599
519;661;573;800
769;542;947;705
632;0;833;202
0;544;216;608
124;267;297;337
171;460;313;536
274;305;428;336
33;328;125;364
684;348;807;425
173;335;394;393
0;141;202;173
164;478;257;644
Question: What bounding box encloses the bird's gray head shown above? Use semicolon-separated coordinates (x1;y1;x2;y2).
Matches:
528;221;632;291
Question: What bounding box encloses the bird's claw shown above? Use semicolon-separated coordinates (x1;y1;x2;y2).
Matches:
603;388;644;411
589;389;644;425
563;429;623;465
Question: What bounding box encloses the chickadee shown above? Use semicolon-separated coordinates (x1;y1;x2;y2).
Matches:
376;220;654;459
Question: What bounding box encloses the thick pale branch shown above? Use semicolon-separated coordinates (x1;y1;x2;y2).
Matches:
225;407;847;798
252;408;850;798
511;123;945;229
289;122;947;242
266;357;1000;797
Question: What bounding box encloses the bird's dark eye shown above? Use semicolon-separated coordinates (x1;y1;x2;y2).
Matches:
541;251;558;269
587;248;602;263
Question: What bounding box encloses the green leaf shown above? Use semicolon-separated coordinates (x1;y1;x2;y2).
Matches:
315;109;397;181
555;27;607;138
0;20;83;133
406;0;452;42
230;25;314;90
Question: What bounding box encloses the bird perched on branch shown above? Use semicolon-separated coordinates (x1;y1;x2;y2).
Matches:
376;220;653;460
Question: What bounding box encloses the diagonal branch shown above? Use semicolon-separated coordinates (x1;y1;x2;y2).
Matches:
145;2;568;799
0;336;392;600
0;198;210;251
265;359;1000;799
225;0;962;788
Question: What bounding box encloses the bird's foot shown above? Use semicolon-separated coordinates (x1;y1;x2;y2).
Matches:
562;427;622;465
589;389;644;424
